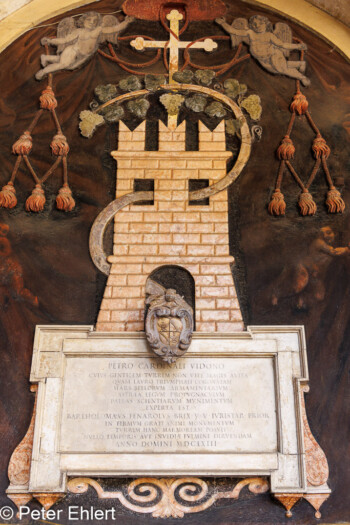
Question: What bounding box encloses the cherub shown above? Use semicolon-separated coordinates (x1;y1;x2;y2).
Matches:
35;11;135;80
271;226;349;309
216;15;310;86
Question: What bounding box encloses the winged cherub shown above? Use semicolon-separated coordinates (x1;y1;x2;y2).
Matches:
216;15;310;86
35;11;135;80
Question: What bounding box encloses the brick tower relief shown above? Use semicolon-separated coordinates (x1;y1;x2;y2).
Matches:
96;119;243;332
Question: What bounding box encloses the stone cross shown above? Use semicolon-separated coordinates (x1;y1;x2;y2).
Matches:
131;9;217;83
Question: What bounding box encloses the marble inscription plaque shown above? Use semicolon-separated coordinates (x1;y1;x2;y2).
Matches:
60;356;277;454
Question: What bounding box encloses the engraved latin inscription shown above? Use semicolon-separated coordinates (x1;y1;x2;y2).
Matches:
60;357;277;453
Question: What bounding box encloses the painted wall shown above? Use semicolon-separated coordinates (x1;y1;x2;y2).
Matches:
0;0;349;523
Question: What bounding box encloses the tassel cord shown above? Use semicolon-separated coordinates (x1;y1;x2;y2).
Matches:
62;156;68;184
286;113;295;137
276;160;285;189
23;155;41;184
27;109;44;134
4;68;70;209
23;155;62;185
285;161;306;191
321;156;335;188
305;111;321;135
10;155;23;183
305;158;321;190
51;109;62;134
41;156;62;184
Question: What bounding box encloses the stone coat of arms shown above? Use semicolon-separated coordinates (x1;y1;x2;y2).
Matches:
145;280;193;363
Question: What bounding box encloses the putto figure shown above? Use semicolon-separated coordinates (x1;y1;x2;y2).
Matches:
35;11;135;80
271;226;350;309
216;15;310;86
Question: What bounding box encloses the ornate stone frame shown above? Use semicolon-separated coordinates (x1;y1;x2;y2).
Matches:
7;326;330;518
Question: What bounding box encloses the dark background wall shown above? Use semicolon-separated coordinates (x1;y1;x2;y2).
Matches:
0;0;349;523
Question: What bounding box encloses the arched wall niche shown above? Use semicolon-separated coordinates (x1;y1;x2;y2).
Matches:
146;265;196;328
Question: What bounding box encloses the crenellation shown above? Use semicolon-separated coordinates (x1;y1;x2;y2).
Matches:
97;119;243;332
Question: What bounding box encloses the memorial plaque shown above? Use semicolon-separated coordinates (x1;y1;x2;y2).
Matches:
60;356;277;454
23;324;332;502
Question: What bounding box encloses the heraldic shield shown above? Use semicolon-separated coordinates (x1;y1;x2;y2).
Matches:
145;280;194;363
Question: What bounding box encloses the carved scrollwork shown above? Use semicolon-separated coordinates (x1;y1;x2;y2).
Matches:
145;282;194;363
300;385;329;487
7;386;37;488
68;477;269;518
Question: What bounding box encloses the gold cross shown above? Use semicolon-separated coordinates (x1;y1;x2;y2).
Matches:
130;9;217;128
131;10;217;83
130;10;218;129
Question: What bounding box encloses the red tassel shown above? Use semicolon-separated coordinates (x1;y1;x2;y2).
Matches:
277;136;295;160
56;183;75;212
12;131;32;155
326;187;345;213
0;181;17;209
40;86;58;110
268;189;286;216
312;135;331;159
290;91;309;115
25;184;45;212
50;134;69;156
298;190;317;216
